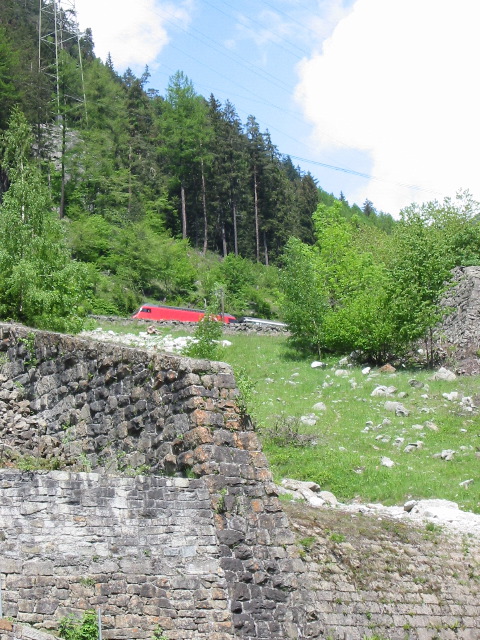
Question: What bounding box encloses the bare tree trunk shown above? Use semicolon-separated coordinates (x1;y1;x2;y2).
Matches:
221;224;227;256
253;166;260;262
181;183;187;239
232;201;238;257
201;158;208;255
263;232;269;266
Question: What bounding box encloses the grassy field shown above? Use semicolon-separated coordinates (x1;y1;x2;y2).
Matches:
92;321;480;514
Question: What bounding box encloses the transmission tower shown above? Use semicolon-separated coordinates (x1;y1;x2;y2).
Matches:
38;0;88;216
38;0;88;123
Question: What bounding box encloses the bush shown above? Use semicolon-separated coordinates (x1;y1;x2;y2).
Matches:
183;314;224;360
58;610;98;640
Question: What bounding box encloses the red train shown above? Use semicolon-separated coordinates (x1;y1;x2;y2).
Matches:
132;304;237;324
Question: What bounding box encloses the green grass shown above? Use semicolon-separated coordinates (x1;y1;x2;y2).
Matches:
222;333;480;514
91;322;480;514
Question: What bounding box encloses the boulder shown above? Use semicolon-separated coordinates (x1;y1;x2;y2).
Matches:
380;456;395;468
384;401;409;416
379;363;396;373
431;367;457;382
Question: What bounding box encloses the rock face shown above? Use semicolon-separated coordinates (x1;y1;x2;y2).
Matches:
438;266;480;372
0;323;480;640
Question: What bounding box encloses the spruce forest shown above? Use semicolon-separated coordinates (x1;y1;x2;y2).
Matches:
1;0;480;363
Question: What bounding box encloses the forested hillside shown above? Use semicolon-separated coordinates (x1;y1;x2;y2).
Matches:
3;0;479;368
0;0;393;323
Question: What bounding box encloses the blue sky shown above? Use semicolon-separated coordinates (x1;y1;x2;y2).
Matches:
74;0;480;217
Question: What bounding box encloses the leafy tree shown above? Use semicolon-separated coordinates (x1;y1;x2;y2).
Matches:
280;237;327;355
0;109;90;332
389;192;480;363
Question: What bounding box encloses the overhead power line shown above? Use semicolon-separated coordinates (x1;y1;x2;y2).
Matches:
287;154;442;195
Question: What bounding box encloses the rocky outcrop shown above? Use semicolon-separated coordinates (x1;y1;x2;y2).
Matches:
437;266;480;372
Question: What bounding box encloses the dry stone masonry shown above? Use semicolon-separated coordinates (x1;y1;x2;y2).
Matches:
438;266;480;372
0;322;479;640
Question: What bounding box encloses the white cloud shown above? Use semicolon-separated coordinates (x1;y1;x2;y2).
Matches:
295;0;480;215
74;0;193;71
229;1;351;57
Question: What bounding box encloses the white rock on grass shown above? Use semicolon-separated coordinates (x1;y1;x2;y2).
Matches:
334;369;349;377
300;414;317;426
362;367;371;375
431;367;457;382
404;441;423;453
312;402;327;412
384;401;409;416
441;449;456;461
459;479;474;488
442;391;459;401
311;361;327;369
319;490;338;506
381;456;395;468
371;385;397;397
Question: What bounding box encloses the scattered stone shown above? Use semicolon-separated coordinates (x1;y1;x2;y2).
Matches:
280;478;328;507
312;402;327;412
334;369;349;377
291;372;300;378
411;424;424;431
282;478;320;493
361;367;371;375
318;490;338;506
404;442;423;453
371;385;397;397
311;361;327;369
379;363;396;373
403;500;417;512
264;378;274;384
397;391;408;399
459;479;474;488
338;357;349;366
431;367;457;382
380;456;395;468
382;418;392;426
442;391;459;401
393;437;405;447
384;401;409;416
440;449;456;461
408;379;424;388
300;414;317;426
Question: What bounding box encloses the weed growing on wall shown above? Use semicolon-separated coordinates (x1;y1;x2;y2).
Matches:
58;610;98;640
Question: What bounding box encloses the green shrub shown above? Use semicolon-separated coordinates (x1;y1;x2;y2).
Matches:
58;610;98;640
183;314;224;360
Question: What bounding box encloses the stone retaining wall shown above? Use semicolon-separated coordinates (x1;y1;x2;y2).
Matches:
1;322;480;640
0;323;298;639
0;470;232;640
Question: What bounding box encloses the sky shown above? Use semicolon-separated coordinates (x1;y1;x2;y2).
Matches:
72;0;480;217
